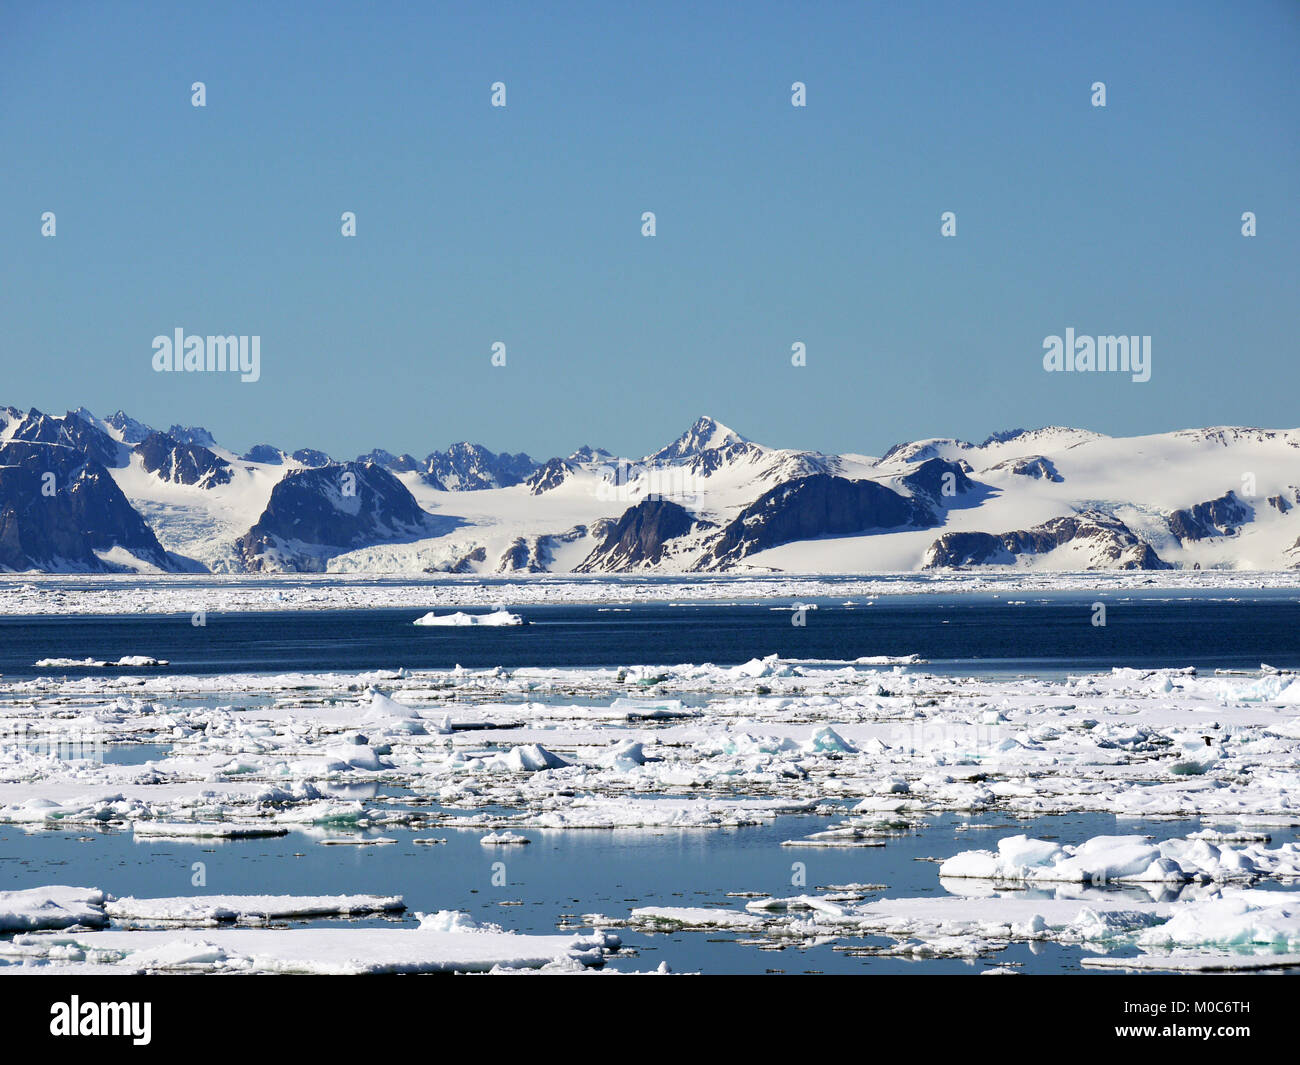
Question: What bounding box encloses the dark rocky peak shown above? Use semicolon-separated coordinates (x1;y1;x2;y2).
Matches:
695;474;934;570
242;444;286;465
235;461;448;572
649;416;748;465
568;445;614;464
1169;491;1254;542
923;512;1168;571
983;454;1064;482
899;457;976;502
292;448;332;468
8;408;125;468
104;410;154;444
424;442;537;491
167;425;217;449
525;457;575;495
135;431;233;489
357;449;422;473
0;440;174;572
576;498;700;572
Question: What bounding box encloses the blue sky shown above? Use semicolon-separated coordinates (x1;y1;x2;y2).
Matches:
1;0;1296;461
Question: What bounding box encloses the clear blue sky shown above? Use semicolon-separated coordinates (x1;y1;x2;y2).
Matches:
1;0;1296;460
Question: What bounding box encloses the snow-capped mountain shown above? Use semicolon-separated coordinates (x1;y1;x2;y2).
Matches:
423;442;536;491
235;461;457;572
2;404;1299;574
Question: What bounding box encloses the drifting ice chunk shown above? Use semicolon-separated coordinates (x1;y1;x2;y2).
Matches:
1135;889;1300;950
727;655;795;680
105;894;405;925
0;926;621;974
940;832;1299;884
360;691;429;735
629;906;764;929
802;726;857;755
480;831;531;845
600;739;650;770
413;610;523;627
500;744;571;772
323;739;387;771
0;886;107;932
415;910;488;933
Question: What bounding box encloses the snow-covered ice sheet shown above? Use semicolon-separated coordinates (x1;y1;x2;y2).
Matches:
3;570;1299;615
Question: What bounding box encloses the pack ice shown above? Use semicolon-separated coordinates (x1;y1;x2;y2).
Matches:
3;647;1300;972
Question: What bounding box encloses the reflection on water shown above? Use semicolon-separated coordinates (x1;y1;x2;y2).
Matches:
2;810;1295;974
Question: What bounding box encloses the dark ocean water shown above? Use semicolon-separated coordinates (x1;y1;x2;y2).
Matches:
3;590;1300;678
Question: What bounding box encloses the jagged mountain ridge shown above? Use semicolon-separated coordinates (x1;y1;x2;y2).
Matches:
2;406;1299;574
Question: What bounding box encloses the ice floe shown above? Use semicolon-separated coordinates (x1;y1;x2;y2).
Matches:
413;610;523;626
938;833;1300;884
0;887;108;932
0;924;620;974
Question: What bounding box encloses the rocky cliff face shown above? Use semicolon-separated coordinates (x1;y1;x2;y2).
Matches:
135;431;233;488
923;512;1169;570
0;440;174;572
524;458;574;495
234;461;443;571
8;409;126;469
424;443;536;491
899;457;976;502
695;474;936;570
576;499;700;571
1169;491;1253;542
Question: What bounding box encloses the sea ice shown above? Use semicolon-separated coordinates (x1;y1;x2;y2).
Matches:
413;610;523;627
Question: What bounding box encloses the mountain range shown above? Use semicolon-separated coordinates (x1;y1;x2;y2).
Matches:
2;405;1298;574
